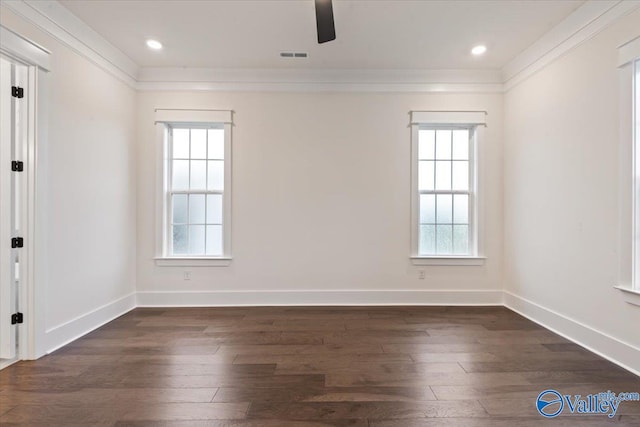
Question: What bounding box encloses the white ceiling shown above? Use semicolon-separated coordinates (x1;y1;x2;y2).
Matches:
59;0;585;70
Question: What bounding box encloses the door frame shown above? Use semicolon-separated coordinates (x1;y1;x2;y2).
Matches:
0;25;50;362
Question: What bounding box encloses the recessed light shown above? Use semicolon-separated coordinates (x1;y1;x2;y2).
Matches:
146;39;163;50
471;45;487;56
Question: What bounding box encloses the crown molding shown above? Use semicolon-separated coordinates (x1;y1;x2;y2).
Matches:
3;0;638;93
136;67;504;93
1;0;139;88
136;81;505;93
502;0;640;91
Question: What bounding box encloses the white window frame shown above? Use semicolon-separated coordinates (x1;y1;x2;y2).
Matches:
409;111;486;266
154;109;233;267
634;58;640;292
615;36;640;305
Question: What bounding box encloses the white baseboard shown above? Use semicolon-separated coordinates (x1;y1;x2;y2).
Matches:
136;289;503;307
503;291;640;377
32;289;640;379
44;292;136;354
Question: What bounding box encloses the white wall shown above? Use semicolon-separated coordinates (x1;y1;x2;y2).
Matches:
503;9;640;373
137;91;503;304
1;6;137;353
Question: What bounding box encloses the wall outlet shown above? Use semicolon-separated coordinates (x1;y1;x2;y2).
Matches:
418;270;426;280
183;271;191;281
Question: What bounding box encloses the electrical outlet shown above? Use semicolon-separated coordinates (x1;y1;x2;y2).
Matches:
418;270;426;280
183;271;191;281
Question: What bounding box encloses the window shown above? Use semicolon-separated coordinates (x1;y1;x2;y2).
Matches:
615;39;640;302
410;111;486;265
155;109;232;266
634;59;640;290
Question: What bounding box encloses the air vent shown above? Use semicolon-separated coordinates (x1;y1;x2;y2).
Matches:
280;52;308;58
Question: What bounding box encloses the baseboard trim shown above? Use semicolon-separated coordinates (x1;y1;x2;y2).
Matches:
136;289;503;307
44;292;136;354
32;289;640;378
503;291;640;377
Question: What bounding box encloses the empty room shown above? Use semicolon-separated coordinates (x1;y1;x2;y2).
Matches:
1;0;640;425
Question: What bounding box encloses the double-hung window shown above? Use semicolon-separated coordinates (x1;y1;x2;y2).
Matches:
155;109;233;266
410;111;486;265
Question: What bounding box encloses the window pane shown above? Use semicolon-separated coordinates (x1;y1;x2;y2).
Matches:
435;161;451;191
436;194;452;223
453;194;469;224
452;161;469;191
435;130;452;160
190;160;207;190
172;194;188;224
452;130;469;160
189;194;205;224
172;160;189;191
418;161;434;191
206;194;223;224
190;129;207;159
208;129;225;159
206;225;223;256
419;225;435;255
189;225;205;254
436;225;453;254
208;160;224;191
172;129;189;159
453;225;469;254
172;225;188;255
419;194;435;224
418;130;435;160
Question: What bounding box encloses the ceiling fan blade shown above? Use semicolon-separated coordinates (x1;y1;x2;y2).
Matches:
314;0;336;44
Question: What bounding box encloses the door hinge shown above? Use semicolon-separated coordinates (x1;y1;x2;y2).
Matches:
11;237;24;248
11;312;23;325
11;86;24;98
12;161;24;172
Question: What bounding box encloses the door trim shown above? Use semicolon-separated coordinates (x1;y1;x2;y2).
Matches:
1;24;50;361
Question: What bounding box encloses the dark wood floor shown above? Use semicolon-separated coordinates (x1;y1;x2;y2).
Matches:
0;306;639;426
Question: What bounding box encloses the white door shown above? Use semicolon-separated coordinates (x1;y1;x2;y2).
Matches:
0;56;27;362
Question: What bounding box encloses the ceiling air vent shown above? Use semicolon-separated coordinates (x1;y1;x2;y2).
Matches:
280;52;308;58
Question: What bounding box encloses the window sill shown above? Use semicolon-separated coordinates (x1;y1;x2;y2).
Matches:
410;256;486;266
155;257;232;267
614;285;640;307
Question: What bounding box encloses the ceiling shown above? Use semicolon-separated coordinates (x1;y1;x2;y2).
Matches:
60;0;585;70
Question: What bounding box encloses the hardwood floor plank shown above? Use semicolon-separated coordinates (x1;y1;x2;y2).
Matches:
0;405;117;424
410;352;501;363
113;420;368;426
325;371;531;387
274;361;465;375
382;343;551;354
247;400;488;419
213;386;437;403
217;343;384;356
233;353;412;365
0;388;219;406
117;402;250;421
120;373;326;389
459;359;619;373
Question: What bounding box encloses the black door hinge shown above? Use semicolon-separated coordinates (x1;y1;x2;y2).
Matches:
11;312;23;325
11;237;23;248
12;161;24;172
12;86;24;98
